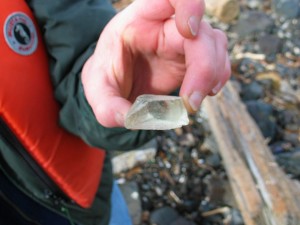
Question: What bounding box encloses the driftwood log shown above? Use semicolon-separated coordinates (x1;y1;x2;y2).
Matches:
203;81;300;225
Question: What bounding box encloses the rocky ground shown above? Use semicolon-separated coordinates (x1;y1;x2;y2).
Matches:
112;0;300;224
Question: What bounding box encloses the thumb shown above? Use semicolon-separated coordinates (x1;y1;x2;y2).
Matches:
82;56;131;127
172;0;205;38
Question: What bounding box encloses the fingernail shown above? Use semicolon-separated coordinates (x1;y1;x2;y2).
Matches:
188;16;199;37
189;91;203;111
115;112;125;126
212;82;223;95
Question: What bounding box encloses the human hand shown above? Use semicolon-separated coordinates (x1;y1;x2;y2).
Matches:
82;0;231;127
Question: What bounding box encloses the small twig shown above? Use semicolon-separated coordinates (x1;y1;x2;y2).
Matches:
168;190;183;204
201;206;231;217
234;52;266;61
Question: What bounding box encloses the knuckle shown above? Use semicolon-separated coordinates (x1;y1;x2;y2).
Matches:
201;61;218;83
214;29;228;49
200;21;214;38
95;106;111;127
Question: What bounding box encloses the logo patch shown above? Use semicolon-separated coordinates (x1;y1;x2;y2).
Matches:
4;12;38;55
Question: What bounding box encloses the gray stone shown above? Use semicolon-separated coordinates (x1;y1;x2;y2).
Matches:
112;139;157;174
236;11;274;37
246;100;277;141
150;207;180;225
205;153;222;168
276;148;300;177
258;34;282;55
272;0;300;19
283;131;300;146
270;141;293;154
278;109;300;129
230;209;244;225
170;217;196;225
241;81;264;101
119;181;142;225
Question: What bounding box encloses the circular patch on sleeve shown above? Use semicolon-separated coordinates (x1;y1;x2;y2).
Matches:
3;12;38;55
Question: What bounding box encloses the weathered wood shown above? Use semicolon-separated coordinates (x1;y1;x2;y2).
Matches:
203;87;264;225
203;81;300;225
204;0;240;22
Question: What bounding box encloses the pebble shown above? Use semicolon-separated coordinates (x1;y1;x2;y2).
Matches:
141;196;153;211
282;132;299;147
276;148;300;177
230;209;245;225
119;181;142;225
171;217;197;225
238;58;265;78
112;140;157;174
180;200;199;213
277;109;299;128
198;200;215;213
205;153;222;168
272;0;300;19
270;141;293;154
241;81;264;101
245;101;277;141
258;34;282;55
150;207;180;225
236;11;274;38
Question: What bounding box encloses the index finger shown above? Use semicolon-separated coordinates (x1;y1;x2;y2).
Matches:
179;22;229;112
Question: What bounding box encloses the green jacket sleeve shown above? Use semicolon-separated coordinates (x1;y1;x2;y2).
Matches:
27;0;157;151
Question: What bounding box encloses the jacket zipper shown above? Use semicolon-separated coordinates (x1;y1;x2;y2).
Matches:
0;117;60;192
0;117;75;207
0;117;77;224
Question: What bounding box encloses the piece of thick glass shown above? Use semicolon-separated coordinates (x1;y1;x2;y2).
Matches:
125;95;189;130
